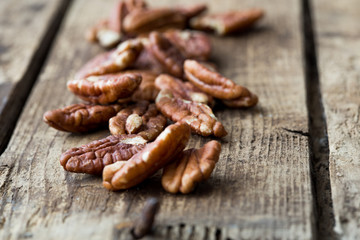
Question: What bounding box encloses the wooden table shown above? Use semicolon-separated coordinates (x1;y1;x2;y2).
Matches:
0;0;359;239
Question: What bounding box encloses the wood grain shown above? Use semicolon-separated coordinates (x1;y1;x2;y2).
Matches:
0;0;70;153
0;0;314;239
313;0;360;238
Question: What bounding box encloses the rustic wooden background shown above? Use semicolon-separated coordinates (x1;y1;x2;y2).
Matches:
0;0;359;239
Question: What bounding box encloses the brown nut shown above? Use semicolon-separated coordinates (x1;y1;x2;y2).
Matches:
175;4;208;20
147;32;185;78
75;39;143;79
124;70;160;101
109;101;167;141
190;9;264;35
162;140;221;194
123;8;186;35
155;74;214;106
67;73;142;104
164;29;211;61
103;123;191;191
155;89;227;137
60;134;147;175
222;91;258;108
43;103;123;133
184;59;258;105
131;47;165;74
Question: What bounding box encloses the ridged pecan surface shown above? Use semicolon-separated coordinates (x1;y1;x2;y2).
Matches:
164;30;211;61
147;32;185;78
67;73;142;104
75;39;143;79
162;140;221;194
123;8;185;35
155;90;227;137
43;103;123;133
184;59;258;106
124;70;159;101
155;74;213;106
109;101;166;141
103;123;191;190
60;134;147;175
190;9;264;35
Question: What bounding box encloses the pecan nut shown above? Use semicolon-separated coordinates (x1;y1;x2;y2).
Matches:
162;140;221;194
86;19;122;48
155;74;213;106
175;4;208;20
109;101;167;141
190;9;264;35
60;134;147;175
123;8;186;35
164;29;211;61
103;123;191;190
124;70;159;101
75;39;143;79
43;103;123;133
147;32;185;78
222;91;258;108
67;73;142;104
155;89;227;137
184;59;258;106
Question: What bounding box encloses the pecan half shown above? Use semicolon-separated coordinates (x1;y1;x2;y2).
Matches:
67;73;142;104
131;47;165;74
103;123;191;190
184;59;258;106
162;140;221;194
60;134;147;175
124;70;159;101
176;4;208;20
75;39;143;79
108;0;147;33
155;90;227;137
222;91;258;108
155;74;213;106
123;8;186;35
164;30;211;61
43;103;123;133
147;32;185;78
86;19;123;48
109;101;167;141
190;9;264;35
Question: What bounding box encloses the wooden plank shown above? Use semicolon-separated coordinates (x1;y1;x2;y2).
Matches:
0;0;69;153
313;0;360;238
0;0;314;239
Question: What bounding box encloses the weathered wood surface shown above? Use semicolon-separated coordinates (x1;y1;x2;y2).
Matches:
313;0;360;238
0;0;68;152
0;0;314;239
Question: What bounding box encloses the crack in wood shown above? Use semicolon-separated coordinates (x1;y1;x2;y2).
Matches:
0;0;73;155
302;0;338;239
282;128;309;137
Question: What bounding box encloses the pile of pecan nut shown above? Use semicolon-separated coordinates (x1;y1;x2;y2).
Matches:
43;0;263;194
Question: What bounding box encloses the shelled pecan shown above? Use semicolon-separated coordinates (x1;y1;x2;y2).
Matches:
190;9;264;35
43;103;123;133
60;134;147;175
175;4;208;21
155;90;227;137
75;39;143;79
86;19;122;48
109;101;166;141
155;74;213;106
131;47;165;74
103;123;191;190
67;73;142;104
164;29;211;61
147;32;185;78
124;70;159;101
162;140;221;194
184;60;258;107
123;8;186;35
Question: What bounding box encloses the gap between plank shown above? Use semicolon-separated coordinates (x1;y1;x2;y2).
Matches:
302;0;338;239
0;0;73;155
